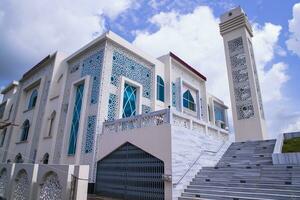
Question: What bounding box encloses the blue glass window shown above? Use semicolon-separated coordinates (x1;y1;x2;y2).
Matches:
183;90;196;111
157;76;165;102
68;84;84;155
122;83;137;118
214;106;225;122
28;89;38;109
21;120;30;141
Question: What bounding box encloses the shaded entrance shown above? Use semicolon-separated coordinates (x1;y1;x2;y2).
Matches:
96;142;164;200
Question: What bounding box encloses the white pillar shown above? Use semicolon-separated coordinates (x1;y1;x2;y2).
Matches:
219;7;268;142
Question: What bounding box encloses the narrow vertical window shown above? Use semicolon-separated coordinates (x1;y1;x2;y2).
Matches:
183;90;196;111
214;107;225;122
0;128;7;147
68;84;84;155
122;83;137;118
42;153;49;164
48;111;56;137
156;76;165;102
28;89;38;109
21;120;30;141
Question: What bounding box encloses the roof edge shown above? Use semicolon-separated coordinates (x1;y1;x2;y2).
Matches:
169;52;207;81
1;81;19;94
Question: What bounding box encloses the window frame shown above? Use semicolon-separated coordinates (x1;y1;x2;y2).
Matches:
156;75;165;102
21;120;30;142
28;89;38;110
183;90;196;111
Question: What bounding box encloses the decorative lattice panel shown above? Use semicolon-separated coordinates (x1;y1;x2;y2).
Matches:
39;173;62;200
107;93;117;121
81;49;104;104
142;105;151;114
228;37;254;119
111;51;153;99
13;171;30;200
172;82;177;107
85;115;96;153
96;142;164;200
248;39;265;119
0;169;7;197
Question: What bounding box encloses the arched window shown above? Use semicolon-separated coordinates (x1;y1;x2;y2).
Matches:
48;111;56;137
42;153;49;164
14;153;24;163
28;89;38;109
156;76;165;102
183;90;196;111
21;120;30;141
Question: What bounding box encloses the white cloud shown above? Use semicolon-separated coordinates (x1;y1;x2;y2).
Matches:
252;23;289;102
133;6;289;137
0;0;135;80
134;7;230;105
286;3;300;57
282;117;300;133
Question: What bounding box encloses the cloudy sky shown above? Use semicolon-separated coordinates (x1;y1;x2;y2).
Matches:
0;0;300;138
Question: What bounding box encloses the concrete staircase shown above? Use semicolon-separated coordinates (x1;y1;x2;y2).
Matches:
179;140;300;200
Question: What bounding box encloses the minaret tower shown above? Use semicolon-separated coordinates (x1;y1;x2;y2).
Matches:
219;7;268;141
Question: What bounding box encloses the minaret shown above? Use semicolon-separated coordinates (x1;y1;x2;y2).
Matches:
219;7;268;142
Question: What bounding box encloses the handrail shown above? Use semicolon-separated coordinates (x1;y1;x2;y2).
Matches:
173;141;227;187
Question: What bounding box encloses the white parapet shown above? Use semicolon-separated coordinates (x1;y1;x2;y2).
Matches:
272;132;300;165
0;163;89;200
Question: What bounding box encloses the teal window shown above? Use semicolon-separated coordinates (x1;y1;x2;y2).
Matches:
122;83;137;118
28;89;38;109
214;106;225;122
157;76;165;102
21;120;30;141
183;90;195;111
68;84;84;155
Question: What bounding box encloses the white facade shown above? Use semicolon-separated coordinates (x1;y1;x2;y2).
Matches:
0;31;230;199
220;7;268;142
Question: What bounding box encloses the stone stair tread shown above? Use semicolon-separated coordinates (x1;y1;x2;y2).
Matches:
180;192;275;200
183;188;300;198
187;185;300;193
180;140;300;200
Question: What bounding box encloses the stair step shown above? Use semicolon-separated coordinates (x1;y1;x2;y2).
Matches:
180;192;275;200
192;177;298;185
179;140;299;200
187;185;300;195
183;188;300;199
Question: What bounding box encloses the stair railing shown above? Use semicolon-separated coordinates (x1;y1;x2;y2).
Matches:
173;141;228;187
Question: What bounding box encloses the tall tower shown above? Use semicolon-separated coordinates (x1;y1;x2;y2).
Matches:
219;7;268;142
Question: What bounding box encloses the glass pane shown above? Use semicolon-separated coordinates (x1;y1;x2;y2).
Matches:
68;84;84;155
122;83;137;118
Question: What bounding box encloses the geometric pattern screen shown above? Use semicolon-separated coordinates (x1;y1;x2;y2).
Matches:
81;49;104;104
85;115;96;153
228;37;254;120
107;93;117;121
248;39;265;119
39;173;62;200
172;82;177;107
111;51;152;99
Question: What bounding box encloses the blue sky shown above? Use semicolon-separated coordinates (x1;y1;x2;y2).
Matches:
0;0;300;138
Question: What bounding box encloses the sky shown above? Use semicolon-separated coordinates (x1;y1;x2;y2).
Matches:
0;0;300;138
